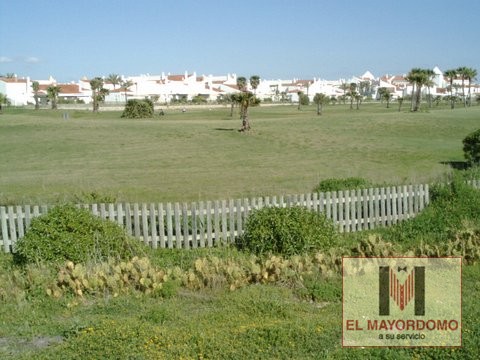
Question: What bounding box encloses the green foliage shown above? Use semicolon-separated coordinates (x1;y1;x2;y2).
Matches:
313;177;372;192
297;273;342;302
121;99;154;118
191;94;207;104
380;175;480;248
14;204;145;265
238;206;338;256
299;92;310;105
463;128;480;165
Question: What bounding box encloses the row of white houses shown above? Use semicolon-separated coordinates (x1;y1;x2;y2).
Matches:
1;67;478;107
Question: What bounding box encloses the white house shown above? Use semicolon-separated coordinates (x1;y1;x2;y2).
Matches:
0;76;31;105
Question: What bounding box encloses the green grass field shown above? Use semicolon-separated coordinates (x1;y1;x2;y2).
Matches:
1;103;479;205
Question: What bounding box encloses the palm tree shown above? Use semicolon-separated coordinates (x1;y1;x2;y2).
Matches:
121;80;134;103
236;76;247;91
444;69;458;109
32;81;40;110
297;91;303;110
397;97;404;112
227;93;240;117
382;91;392;108
347;83;357;110
406;68;429;112
90;77;109;112
106;74;121;90
46;85;61;109
249;75;260;94
456;66;469;107
423;69;435;108
313;93;329;115
238;91;259;132
464;67;477;106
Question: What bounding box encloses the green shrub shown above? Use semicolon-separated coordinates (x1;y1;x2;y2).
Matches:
121;99;154;118
238;206;338;256
14;204;145;265
379;175;480;248
463;129;480;165
313;177;371;193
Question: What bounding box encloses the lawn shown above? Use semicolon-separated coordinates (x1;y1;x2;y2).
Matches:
1;103;479;205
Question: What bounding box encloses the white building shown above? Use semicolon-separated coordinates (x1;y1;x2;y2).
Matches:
1;66;478;107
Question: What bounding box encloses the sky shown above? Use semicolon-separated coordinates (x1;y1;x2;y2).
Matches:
1;0;479;82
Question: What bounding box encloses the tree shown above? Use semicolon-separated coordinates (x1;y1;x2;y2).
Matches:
297;91;309;110
346;83;357;110
238;91;260;131
456;66;468;107
121;99;154;118
46;85;61;109
249;75;260;94
444;69;458;109
32;81;40;110
106;74;121;90
405;68;429;112
359;80;372;97
464;67;477;106
235;75;260;131
90;77;109;112
397;97;404;112
313;93;329;115
377;87;387;103
236;76;247;91
227;93;240;117
121;80;134;103
463;129;480;165
379;89;392;108
0;92;10;112
423;69;435;108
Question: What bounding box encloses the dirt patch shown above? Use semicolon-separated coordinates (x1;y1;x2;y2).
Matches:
0;335;63;356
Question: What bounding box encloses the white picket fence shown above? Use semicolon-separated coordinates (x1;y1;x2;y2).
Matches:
0;184;445;253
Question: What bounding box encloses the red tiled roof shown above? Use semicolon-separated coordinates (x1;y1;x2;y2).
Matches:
295;80;313;86
0;77;27;83
167;75;185;81
58;84;81;94
38;84;81;94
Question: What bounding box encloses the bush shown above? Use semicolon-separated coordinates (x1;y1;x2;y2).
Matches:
463;129;480;165
238;206;338;256
14;204;146;265
379;175;480;248
121;99;154;118
313;177;371;193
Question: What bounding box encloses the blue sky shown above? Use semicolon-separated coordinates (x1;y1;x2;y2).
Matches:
1;0;479;82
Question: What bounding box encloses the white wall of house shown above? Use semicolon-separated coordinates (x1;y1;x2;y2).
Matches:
0;77;31;105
